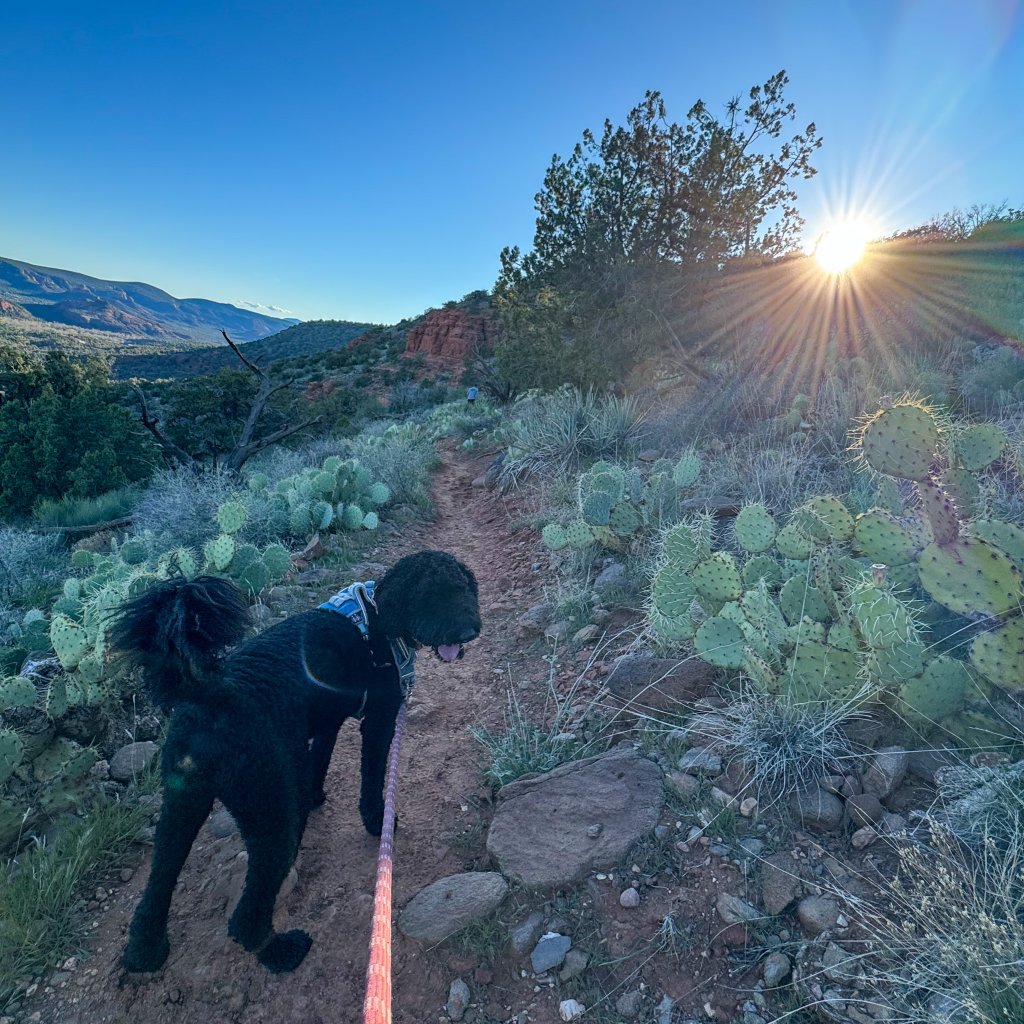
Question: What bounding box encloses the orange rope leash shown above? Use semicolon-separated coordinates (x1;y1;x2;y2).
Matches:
362;701;407;1024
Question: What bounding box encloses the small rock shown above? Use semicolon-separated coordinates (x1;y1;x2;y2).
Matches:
619;886;640;908
862;747;909;799
119;868;134;883
545;620;572;641
740;796;758;817
558;948;589;981
716;892;760;925
518;604;554;635
558;999;586;1022
587;823;603;838
615;989;644;1019
208;807;238;838
850;826;878;849
108;741;159;783
530;932;571;974
654;824;669;840
710;786;739;810
881;812;908;833
666;771;701;799
398;872;509;943
846;793;884;827
655;995;675;1024
593;561;627;594
789;787;845;830
823;941;861;984
796;895;841;936
573;625;601;645
678;748;722;776
738;838;765;859
446;978;471;1022
762;951;791;986
509;911;545;955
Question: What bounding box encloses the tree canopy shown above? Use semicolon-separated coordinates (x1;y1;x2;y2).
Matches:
494;71;822;390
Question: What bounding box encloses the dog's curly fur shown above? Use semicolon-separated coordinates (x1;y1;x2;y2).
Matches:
111;550;480;975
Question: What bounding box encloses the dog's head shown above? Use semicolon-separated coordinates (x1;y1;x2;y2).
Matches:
373;550;481;661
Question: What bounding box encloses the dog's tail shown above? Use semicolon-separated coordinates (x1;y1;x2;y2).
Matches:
109;574;250;709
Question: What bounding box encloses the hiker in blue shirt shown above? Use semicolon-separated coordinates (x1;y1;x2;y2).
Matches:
466;386;478;404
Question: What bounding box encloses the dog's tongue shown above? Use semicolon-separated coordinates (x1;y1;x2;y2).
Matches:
437;644;461;663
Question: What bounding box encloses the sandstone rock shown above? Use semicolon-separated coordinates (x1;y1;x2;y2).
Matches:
398;872;509;943
446;979;471;1022
531;932;571;973
108;741;159;783
789;787;845;830
762;951;791;986
486;747;664;887
716;893;761;925
759;853;803;915
678;747;722;776
518;603;554;635
666;772;701;799
796;895;841;936
862;747;909;799
404;307;498;360
845;792;884;827
605;656;713;713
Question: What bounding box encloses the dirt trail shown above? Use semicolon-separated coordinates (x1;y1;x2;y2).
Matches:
33;445;546;1024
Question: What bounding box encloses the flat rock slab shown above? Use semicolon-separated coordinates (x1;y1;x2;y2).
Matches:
108;741;159;783
605;656;713;713
398;872;508;943
486;746;664;888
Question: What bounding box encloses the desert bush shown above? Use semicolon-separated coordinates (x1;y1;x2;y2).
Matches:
684;687;865;803
130;467;288;551
858;823;1024;1024
935;759;1024;853
498;388;647;487
32;486;140;529
960;345;1024;415
0;527;67;604
344;430;438;513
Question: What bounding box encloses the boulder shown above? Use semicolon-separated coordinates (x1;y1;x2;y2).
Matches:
789;787;845;830
486;746;664;887
605;656;713;713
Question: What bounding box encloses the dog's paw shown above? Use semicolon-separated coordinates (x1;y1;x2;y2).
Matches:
360;808;398;838
123;933;170;974
258;930;313;973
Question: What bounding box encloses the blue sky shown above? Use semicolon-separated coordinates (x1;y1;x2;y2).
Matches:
2;1;1021;324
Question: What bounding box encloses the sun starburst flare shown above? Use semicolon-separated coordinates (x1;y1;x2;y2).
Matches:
814;221;875;273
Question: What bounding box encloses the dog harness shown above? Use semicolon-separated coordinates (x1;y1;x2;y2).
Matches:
319;582;416;713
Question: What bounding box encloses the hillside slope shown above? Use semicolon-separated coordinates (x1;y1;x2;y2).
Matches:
0;257;296;343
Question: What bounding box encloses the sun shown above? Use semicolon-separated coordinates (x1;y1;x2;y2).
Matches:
814;221;874;274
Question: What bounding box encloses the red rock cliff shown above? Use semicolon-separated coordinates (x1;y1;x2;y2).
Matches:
404;308;498;360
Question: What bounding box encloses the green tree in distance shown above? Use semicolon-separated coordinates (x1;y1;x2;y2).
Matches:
495;70;822;389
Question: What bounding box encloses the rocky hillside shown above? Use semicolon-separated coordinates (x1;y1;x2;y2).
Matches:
403;303;499;360
0;257;296;343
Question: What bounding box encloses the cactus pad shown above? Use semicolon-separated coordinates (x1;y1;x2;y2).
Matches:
608;502;642;537
968;519;1024;574
368;482;391;506
955;423;1006;471
784;641;862;701
564;520;595;548
779;575;831;625
216;501;247;535
774;523;814;560
648;607;695;643
691;553;743;603
362;511;379;530
733;504;777;552
662;523;706;571
694;616;745;669
0;729;24;785
289;502;313;537
742;555;783;589
858;402;940;482
896;656;968;727
119;538;148;565
50;614;91;670
262;543;293;579
0;675;37;710
918;537;1023;618
854;511;917;566
44;676;68;719
970;618;1024;690
342;504;365;530
672;451;701;488
915;477;961;546
204;534;236;572
542;524;568;551
581;490;615;527
235;559;271;597
652;564;698;619
792;496;855;543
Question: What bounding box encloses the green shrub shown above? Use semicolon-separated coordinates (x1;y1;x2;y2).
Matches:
32;486;140;529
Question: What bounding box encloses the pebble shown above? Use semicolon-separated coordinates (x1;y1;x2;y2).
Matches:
119;868;134;882
655;994;675;1024
587;823;603;838
616;989;644;1019
559;999;586;1021
446;979;471;1022
851;826;878;849
740;797;758;817
530;932;571;974
762;951;791;987
654;824;670;840
619;887;640;908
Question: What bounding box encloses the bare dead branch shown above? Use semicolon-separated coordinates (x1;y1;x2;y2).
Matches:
130;383;194;466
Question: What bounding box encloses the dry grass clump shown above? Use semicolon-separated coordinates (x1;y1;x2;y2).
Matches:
858;823;1024;1024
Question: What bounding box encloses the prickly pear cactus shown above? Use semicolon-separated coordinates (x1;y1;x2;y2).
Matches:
216;501;247;535
858;400;940;482
733;504;777;553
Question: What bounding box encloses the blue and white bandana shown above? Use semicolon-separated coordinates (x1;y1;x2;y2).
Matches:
319;581;416;701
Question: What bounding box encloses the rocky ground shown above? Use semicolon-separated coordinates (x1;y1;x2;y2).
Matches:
13;446;947;1024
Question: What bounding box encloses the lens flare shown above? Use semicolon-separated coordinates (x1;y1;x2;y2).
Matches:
814;222;874;273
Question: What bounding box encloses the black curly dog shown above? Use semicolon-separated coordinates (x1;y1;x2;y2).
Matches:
111;550;480;975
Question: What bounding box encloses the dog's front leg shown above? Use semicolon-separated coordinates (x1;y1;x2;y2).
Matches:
358;698;401;836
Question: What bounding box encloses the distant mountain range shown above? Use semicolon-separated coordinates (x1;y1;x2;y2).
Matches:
0;257;299;343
